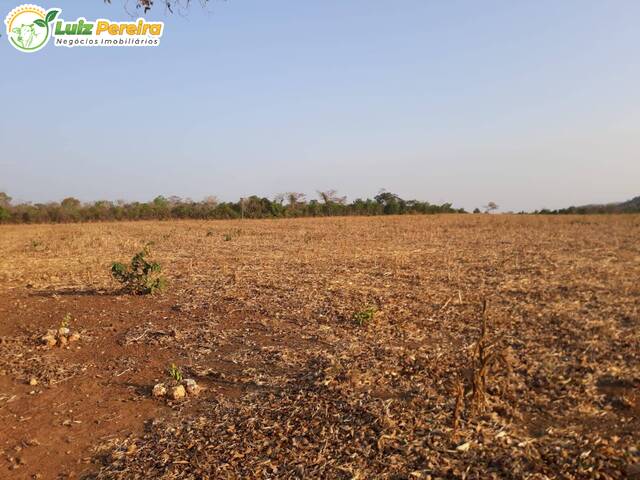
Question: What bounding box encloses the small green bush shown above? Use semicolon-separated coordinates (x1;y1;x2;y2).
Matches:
353;306;377;327
111;246;166;295
60;312;72;329
168;363;183;382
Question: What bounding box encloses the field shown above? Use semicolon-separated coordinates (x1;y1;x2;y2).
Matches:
0;215;638;479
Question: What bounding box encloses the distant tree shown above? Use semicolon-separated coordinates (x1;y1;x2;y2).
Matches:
317;189;347;205
61;197;81;209
483;201;499;214
273;193;286;205
0;192;11;208
287;192;306;206
473;208;481;214
285;192;307;217
153;196;168;206
375;190;404;215
202;195;218;206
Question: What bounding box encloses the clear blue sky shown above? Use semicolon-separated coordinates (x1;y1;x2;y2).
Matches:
2;0;639;211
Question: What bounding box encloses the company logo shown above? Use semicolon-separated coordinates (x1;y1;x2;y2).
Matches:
5;4;164;52
5;4;58;52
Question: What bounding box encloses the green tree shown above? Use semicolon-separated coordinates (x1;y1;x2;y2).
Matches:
374;190;404;215
61;197;81;209
0;192;11;208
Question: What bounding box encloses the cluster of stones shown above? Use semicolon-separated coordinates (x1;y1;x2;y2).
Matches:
153;378;201;401
41;326;81;348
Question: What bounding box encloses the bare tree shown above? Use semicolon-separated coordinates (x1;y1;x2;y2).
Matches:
317;189;347;205
202;195;219;206
287;192;306;206
104;0;210;14
483;201;499;214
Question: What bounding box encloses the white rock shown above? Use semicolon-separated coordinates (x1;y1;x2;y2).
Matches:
184;378;201;396
152;383;167;397
456;441;471;452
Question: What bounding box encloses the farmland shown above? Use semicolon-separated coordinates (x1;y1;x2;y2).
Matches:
0;215;638;479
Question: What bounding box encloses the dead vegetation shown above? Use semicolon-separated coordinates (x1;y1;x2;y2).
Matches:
0;215;638;478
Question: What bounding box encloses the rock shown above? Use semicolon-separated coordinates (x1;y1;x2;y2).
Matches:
58;327;71;337
29;378;38;386
456;442;471;452
68;332;81;343
58;335;68;347
170;385;186;401
152;383;167;397
41;335;57;347
184;378;201;396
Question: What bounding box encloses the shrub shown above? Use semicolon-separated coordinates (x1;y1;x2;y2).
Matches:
60;312;72;329
111;246;166;295
353;306;377;327
168;363;183;382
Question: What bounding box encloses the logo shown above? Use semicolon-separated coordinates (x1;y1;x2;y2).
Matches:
5;4;164;52
5;4;58;52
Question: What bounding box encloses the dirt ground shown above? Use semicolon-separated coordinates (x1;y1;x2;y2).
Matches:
0;215;638;479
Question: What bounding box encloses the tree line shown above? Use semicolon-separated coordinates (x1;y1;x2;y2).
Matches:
0;191;467;224
533;196;640;215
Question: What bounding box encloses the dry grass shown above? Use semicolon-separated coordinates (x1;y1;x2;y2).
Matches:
0;215;639;478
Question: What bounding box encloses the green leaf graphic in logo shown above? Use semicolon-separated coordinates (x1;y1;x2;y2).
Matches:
34;19;46;28
45;10;59;24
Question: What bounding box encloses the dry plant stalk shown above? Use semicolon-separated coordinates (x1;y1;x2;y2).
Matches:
471;299;492;413
452;377;465;431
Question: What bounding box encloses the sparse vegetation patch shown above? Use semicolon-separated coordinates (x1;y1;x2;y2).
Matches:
111;245;166;295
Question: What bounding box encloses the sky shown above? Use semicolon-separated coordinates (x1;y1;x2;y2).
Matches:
1;0;639;212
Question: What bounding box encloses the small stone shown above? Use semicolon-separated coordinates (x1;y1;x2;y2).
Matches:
170;385;186;401
68;332;81;343
152;383;167;397
456;442;471;452
41;335;57;347
58;335;68;347
184;379;201;396
29;378;38;386
58;327;71;337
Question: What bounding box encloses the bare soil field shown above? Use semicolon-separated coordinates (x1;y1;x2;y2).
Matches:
0;215;638;479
